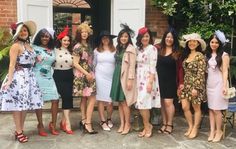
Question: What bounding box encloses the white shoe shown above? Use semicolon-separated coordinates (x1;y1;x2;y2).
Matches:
100;121;110;131
107;118;113;128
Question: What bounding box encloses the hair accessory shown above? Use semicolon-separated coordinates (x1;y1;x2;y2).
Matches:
46;28;55;39
57;26;69;40
77;22;93;35
138;27;148;35
215;30;229;45
120;23;135;38
10;23;17;31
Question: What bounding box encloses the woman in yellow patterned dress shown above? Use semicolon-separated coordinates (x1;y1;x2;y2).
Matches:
180;33;206;139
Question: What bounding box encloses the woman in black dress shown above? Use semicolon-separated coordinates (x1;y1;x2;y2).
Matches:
156;28;183;134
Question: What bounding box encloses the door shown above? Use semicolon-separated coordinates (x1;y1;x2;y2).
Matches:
111;0;145;43
17;0;53;31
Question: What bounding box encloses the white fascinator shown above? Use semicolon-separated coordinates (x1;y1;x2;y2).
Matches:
215;30;229;45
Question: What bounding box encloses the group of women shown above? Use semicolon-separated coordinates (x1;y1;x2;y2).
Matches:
0;20;230;144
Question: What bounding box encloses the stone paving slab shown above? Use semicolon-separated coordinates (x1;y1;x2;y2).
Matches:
0;111;235;149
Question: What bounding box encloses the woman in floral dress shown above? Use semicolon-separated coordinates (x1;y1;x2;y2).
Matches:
33;28;59;136
180;33;206;139
135;27;161;138
0;21;42;143
73;22;97;134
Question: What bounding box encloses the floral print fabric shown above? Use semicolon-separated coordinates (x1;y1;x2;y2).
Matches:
73;43;96;97
135;45;161;109
0;49;43;111
180;52;206;104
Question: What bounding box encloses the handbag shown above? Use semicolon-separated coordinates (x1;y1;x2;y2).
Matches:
223;70;236;99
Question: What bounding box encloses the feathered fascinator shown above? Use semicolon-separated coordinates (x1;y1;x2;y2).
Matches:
215;30;229;45
57;26;69;40
120;23;135;38
77;21;93;35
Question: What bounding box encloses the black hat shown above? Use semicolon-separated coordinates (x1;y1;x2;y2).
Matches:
98;30;117;42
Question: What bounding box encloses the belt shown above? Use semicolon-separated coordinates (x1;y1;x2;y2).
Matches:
18;64;32;68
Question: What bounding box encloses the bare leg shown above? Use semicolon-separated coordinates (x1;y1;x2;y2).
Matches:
35;109;46;133
63;109;72;130
121;101;131;134
164;98;175;133
188;103;201;139
139;109;152;137
107;102;113;120
13;111;22;133
98;101;106;121
181;99;193;136
21;111;27;131
51;100;59;128
208;109;215;141
158;99;167;133
85;95;96;132
117;103;124;133
80;97;87;122
213;110;223;142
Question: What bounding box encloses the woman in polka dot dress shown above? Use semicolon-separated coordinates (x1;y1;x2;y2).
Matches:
53;26;74;134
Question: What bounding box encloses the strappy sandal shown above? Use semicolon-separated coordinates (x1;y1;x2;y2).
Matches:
15;131;28;143
164;124;174;134
158;124;166;133
84;123;98;134
100;121;110;131
107;118;113;128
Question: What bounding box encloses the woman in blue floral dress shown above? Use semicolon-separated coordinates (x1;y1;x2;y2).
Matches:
0;21;42;143
33;28;59;136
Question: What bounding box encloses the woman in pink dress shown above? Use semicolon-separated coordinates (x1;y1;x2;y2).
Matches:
205;30;229;142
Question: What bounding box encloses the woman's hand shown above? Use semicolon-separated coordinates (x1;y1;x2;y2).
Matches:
222;86;227;96
2;80;12;90
146;82;153;93
127;80;133;90
86;73;93;82
36;55;43;62
177;84;184;96
191;89;198;97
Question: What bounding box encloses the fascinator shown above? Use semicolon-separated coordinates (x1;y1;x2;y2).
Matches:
57;26;69;40
138;27;148;35
215;30;229;45
120;23;135;38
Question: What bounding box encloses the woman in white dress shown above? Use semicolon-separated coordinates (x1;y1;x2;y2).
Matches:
135;27;161;138
94;31;116;131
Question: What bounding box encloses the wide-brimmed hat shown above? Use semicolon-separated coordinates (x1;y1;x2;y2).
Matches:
98;30;116;41
182;33;206;50
12;20;37;40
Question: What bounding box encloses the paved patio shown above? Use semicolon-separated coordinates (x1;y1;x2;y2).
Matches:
0;107;236;149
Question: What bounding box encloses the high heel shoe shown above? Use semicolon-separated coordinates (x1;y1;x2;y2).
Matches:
212;131;223;142
207;131;215;142
144;125;153;138
188;128;198;139
61;121;74;134
164;124;173;134
15;131;28;143
84;123;98;134
79;118;86;130
121;127;132;135
37;124;48;137
49;122;59;135
100;121;111;131
107;118;113;128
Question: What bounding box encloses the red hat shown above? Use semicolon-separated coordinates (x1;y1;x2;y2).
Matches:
138;27;148;35
57;26;69;40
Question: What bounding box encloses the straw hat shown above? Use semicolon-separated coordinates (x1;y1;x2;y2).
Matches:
12;20;37;40
182;33;206;50
77;22;93;35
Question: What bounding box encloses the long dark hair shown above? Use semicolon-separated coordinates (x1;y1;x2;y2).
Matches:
97;36;116;52
205;34;224;68
33;28;54;49
56;35;73;53
136;28;153;50
159;28;180;60
182;41;204;60
116;30;133;52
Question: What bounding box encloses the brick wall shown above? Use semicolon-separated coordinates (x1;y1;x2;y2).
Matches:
0;0;17;28
146;0;168;39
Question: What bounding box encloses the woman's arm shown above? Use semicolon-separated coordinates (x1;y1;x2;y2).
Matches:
148;46;158;84
222;53;230;94
2;44;19;89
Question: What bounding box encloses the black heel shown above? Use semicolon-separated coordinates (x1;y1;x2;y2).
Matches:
84;123;98;134
79;118;86;130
